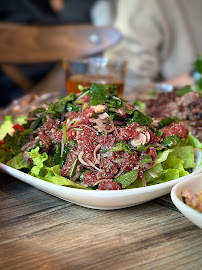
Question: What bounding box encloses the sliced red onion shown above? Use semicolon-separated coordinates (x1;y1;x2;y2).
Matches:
93;144;101;164
78;151;89;166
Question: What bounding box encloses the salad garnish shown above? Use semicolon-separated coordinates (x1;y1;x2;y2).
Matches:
0;83;202;190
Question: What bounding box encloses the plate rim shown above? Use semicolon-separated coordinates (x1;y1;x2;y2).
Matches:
171;174;202;228
1;162;202;196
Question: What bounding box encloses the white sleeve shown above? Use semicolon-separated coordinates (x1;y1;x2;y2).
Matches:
91;0;115;26
104;0;169;92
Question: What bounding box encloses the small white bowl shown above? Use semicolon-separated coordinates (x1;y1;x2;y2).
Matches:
171;174;202;229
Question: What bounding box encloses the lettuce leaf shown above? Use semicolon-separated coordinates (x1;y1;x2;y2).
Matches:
145;151;189;185
162;153;189;177
148;168;180;185
27;147;89;189
173;146;196;169
8;152;31;170
127;178;145;188
0;149;12;164
193;148;202;170
43;165;88;188
154;149;173;165
28;147;48;176
16;116;27;125
0;116;15;140
186;132;202;149
144;163;164;183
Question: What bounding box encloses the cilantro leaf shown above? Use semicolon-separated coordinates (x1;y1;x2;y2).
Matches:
101;146;108;153
31;107;46;117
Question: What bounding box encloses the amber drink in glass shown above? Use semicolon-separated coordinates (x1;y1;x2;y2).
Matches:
64;57;127;97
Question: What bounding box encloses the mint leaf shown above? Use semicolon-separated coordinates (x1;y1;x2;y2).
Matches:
53;93;76;113
53;143;70;167
69;139;77;147
175;86;192;97
148;125;163;136
106;96;124;109
141;155;152;163
193;57;202;74
66;103;80;112
158;117;179;129
111;141;133;155
128;110;153;126
90;83;116;105
114;170;138;188
162;135;180;148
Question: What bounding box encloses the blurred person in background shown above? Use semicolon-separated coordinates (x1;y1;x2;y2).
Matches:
104;0;202;96
0;0;113;107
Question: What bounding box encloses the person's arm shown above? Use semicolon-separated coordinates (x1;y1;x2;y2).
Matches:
91;0;115;26
104;0;170;93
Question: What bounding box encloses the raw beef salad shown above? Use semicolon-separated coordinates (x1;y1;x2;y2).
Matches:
0;83;202;190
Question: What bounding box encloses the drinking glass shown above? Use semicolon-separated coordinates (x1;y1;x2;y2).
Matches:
63;57;127;97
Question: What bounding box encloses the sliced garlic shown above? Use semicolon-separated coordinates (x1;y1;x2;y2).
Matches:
130;133;147;147
91;104;107;113
152;118;161;127
136;127;146;133
145;131;150;143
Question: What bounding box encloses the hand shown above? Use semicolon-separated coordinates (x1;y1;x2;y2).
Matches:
165;73;194;87
50;0;64;13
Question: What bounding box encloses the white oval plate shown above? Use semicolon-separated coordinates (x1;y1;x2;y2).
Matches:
1;162;202;210
171;174;202;229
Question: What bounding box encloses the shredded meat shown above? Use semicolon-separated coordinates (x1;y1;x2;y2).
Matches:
146;90;202;141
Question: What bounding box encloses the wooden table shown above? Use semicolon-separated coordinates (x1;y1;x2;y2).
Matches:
0;171;201;270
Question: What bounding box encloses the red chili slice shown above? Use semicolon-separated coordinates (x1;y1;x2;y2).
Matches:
0;140;7;152
13;124;24;132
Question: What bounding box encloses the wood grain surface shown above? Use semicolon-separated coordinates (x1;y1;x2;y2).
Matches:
0;172;201;270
